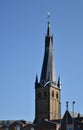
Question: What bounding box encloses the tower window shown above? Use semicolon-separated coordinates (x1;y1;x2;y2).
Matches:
52;91;54;97
56;92;58;99
38;92;41;98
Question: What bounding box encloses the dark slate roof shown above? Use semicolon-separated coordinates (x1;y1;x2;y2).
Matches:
69;111;83;118
40;22;56;85
0;120;15;127
0;120;33;128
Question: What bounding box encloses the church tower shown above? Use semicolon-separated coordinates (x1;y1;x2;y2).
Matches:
34;21;61;124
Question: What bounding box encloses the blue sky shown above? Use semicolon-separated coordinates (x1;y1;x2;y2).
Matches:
0;0;83;121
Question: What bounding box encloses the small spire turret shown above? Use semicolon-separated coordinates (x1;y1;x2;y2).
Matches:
35;74;38;86
57;76;61;89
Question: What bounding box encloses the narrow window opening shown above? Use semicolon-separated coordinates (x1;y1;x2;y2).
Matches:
56;92;58;99
52;91;54;97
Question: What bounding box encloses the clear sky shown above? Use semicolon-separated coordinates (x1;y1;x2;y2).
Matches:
0;0;83;122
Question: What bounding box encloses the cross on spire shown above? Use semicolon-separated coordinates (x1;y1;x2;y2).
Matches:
47;12;51;21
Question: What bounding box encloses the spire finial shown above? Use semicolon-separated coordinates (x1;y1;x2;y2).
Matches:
47;12;51;36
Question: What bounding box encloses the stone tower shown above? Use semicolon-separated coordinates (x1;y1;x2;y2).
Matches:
34;21;61;124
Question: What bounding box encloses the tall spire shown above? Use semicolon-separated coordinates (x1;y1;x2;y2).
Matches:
40;21;56;85
34;20;60;124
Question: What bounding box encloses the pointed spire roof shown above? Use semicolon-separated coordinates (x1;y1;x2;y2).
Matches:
40;22;56;85
35;74;38;85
